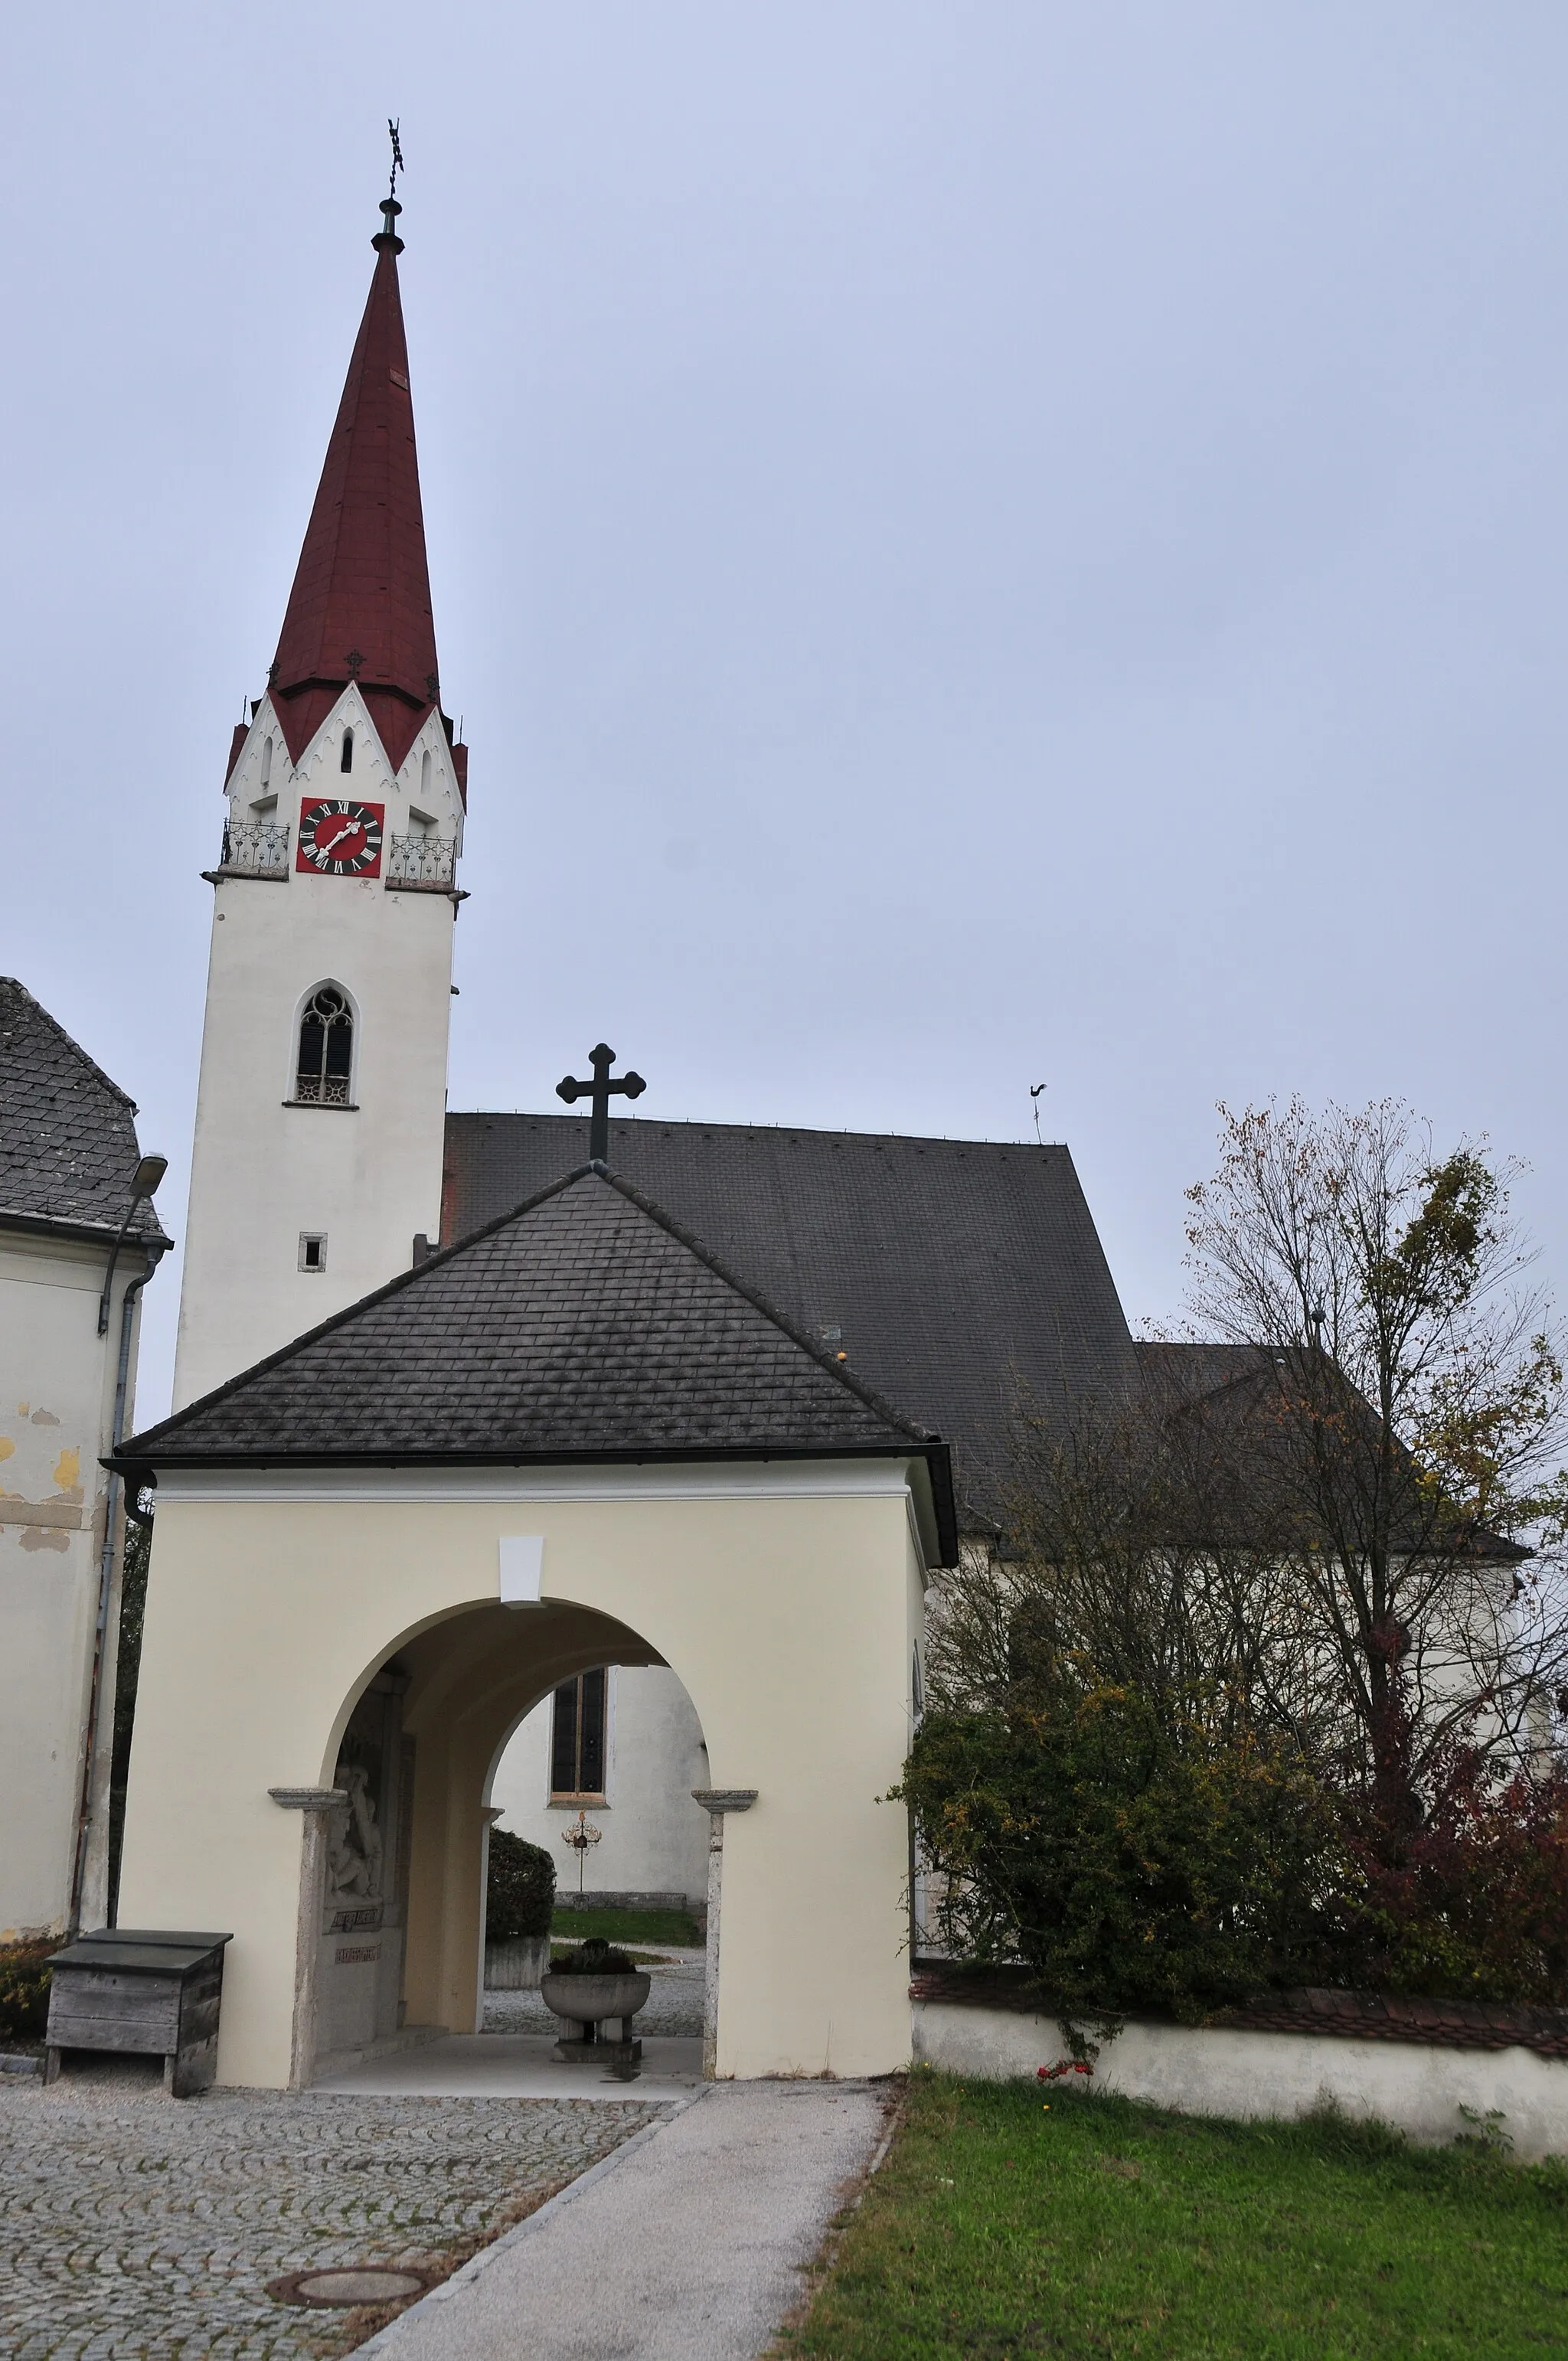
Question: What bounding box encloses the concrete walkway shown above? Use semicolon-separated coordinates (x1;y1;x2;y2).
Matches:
361;2080;894;2361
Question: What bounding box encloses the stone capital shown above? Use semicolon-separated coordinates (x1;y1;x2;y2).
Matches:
691;1788;758;1815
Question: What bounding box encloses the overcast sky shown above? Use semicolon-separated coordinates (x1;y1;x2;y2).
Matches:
5;4;1565;1420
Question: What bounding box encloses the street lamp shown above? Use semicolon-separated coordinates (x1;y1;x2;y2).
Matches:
96;1154;168;1335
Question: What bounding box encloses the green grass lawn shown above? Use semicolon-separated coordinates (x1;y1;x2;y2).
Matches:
782;2069;1568;2359
548;1905;701;1948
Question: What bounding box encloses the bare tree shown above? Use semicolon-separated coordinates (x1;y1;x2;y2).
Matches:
1181;1099;1568;1806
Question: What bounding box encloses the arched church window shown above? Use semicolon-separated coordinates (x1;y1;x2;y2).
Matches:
341;728;354;773
550;1668;606;1799
294;985;354;1105
420;749;432;799
261;735;273;787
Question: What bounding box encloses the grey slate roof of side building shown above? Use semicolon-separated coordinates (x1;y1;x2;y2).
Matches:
441;1112;1142;1512
119;1165;958;1560
0;978;171;1246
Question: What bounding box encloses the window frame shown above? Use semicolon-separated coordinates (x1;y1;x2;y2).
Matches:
549;1667;609;1803
288;980;358;1109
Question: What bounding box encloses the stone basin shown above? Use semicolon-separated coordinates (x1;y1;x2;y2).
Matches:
539;1971;652;2028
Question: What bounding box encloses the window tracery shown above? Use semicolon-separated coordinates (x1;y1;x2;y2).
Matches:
294;986;354;1105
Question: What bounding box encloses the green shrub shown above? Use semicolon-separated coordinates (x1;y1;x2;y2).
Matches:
900;1680;1332;2025
0;1938;54;2046
547;1937;639;1976
485;1827;556;1941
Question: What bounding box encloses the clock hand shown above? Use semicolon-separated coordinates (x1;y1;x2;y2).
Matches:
317;821;358;857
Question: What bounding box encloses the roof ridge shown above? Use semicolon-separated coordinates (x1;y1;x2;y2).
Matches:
446;1107;1067;1157
0;977;139;1114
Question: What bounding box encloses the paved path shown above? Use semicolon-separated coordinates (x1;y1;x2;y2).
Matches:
0;2056;671;2359
361;2081;893;2361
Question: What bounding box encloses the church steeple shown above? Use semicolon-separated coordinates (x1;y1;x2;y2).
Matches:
175;165;466;1414
268;190;441;779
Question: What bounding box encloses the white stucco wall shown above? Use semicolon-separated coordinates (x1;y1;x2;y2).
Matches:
489;1664;711;1908
0;1228;155;1935
173;687;461;1410
913;1999;1568;2160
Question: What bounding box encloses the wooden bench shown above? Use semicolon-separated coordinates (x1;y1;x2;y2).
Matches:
45;1930;232;2097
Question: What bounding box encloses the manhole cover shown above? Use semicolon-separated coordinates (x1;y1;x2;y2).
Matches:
269;2265;430;2307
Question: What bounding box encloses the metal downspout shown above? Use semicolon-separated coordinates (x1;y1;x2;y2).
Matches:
69;1244;165;1935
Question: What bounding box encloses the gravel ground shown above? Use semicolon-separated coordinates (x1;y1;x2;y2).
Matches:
0;2056;672;2360
482;1960;704;2040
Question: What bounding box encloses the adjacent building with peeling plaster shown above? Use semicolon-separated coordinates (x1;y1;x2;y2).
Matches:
0;981;169;1937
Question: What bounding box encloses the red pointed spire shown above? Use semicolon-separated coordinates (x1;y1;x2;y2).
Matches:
268;199;441;777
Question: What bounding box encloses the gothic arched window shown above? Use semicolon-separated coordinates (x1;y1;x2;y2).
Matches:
340;728;354;773
294;986;354;1105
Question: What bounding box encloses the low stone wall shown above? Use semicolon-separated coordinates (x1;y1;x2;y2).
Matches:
484;1935;550;1990
910;1970;1568;2161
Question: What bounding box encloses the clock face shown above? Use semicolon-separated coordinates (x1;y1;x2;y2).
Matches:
296;797;384;878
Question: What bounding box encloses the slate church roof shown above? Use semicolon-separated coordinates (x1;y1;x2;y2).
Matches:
118;1165;958;1561
0;979;171;1249
442;1112;1140;1510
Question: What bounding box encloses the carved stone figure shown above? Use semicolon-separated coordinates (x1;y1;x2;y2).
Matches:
325;1762;384;1905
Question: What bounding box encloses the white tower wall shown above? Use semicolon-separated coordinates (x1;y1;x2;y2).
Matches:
172;687;462;1409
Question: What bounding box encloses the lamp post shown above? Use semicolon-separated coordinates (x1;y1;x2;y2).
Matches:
97;1154;168;1335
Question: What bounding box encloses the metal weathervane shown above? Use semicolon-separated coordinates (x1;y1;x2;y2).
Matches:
387;118;405;201
557;1044;647;1164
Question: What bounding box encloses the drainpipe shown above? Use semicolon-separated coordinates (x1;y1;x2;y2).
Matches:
69;1240;165;1935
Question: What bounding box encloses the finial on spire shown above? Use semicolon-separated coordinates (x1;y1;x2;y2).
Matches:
374;118;406;253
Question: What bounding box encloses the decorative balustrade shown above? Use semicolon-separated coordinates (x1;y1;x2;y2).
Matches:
384;834;458;890
217;821;291;878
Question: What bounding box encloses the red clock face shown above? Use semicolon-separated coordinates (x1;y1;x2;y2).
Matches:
296;798;384;877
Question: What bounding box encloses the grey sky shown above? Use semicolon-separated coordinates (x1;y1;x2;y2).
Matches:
5;3;1564;1419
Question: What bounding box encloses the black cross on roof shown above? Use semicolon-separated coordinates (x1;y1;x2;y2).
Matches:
556;1043;646;1164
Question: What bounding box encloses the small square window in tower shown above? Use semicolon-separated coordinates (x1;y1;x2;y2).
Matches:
298;1233;328;1273
550;1668;606;1800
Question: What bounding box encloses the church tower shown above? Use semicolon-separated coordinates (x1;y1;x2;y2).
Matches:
172;191;468;1410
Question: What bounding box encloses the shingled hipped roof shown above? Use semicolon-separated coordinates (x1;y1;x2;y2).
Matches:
0;979;171;1249
117;1165;956;1559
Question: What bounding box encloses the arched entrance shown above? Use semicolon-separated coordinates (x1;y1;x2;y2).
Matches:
307;1598;675;2084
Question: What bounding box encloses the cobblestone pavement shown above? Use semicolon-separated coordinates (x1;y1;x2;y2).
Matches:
482;1960;704;2040
0;2056;674;2360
